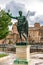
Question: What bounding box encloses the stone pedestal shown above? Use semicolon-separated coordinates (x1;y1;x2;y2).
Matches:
16;45;30;61
14;43;30;65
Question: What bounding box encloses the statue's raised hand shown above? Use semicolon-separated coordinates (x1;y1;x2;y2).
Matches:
8;9;10;13
6;9;12;17
6;10;10;15
6;10;10;14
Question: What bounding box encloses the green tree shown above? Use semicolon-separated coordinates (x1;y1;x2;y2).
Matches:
0;10;12;39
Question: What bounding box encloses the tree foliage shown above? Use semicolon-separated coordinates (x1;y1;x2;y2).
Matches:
0;10;12;39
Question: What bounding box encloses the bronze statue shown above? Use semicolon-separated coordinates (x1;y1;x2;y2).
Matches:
7;10;28;42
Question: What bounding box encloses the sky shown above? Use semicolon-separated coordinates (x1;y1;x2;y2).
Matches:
0;0;43;15
0;0;43;30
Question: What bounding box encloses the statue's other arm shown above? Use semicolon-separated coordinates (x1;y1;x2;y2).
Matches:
6;13;17;19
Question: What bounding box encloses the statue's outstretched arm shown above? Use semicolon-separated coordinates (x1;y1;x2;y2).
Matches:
6;13;17;19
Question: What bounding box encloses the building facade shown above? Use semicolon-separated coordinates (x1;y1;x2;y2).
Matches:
29;23;43;43
12;22;43;43
0;23;43;44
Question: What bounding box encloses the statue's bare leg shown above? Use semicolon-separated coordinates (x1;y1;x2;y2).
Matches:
22;33;28;44
19;33;22;42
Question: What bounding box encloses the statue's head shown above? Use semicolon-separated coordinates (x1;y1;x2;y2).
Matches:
19;11;22;16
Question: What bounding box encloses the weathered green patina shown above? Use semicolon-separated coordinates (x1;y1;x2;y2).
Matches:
14;59;28;64
7;10;28;42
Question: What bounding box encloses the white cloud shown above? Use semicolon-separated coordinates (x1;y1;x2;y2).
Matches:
29;15;43;26
0;0;12;9
5;1;27;16
28;1;43;15
0;0;43;27
0;0;43;15
0;0;12;4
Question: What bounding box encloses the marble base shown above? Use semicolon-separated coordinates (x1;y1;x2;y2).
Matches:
14;59;30;65
14;63;28;65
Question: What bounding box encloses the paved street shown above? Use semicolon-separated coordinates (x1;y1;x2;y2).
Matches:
30;53;43;65
0;54;16;65
0;53;43;65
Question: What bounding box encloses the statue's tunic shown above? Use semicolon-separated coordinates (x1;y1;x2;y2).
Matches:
17;16;26;32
